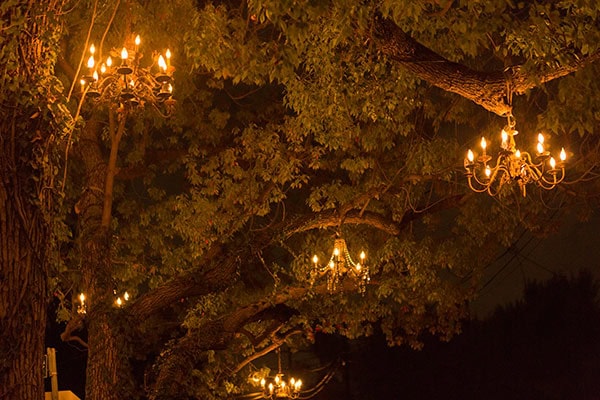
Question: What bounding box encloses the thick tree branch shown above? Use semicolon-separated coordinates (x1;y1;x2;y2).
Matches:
374;16;600;116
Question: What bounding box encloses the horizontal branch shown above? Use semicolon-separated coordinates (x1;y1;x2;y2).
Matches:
374;16;600;116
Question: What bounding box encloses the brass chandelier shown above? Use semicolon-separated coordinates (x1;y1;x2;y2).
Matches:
257;349;302;399
464;113;567;196
79;34;174;111
311;237;370;294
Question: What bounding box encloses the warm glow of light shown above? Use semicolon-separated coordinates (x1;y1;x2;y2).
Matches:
515;150;521;159
80;79;85;86
166;48;171;60
538;133;545;144
158;54;167;72
356;263;361;271
92;70;98;81
260;378;266;387
501;129;508;146
480;137;487;151
130;79;135;87
295;380;302;389
485;165;491;177
116;297;123;306
79;293;85;303
168;83;173;93
100;63;106;74
360;251;366;260
268;383;274;393
537;142;544;154
89;44;95;54
135;35;141;46
333;247;339;257
290;378;295;386
550;157;556;169
121;47;129;60
467;149;474;163
87;55;95;69
106;56;113;67
124;292;130;301
560;148;567;161
329;260;334;269
312;255;318;264
275;376;280;384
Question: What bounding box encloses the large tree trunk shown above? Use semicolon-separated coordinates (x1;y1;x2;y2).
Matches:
74;113;133;400
0;184;48;399
0;1;67;398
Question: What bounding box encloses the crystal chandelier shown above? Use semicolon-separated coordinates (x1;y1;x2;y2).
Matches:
464;113;567;196
311;237;370;294
79;34;174;111
258;349;302;399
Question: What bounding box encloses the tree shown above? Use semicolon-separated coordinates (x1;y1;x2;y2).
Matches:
6;0;598;399
0;1;71;399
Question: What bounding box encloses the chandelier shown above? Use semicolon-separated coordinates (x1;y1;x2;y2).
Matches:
464;113;567;196
79;34;174;111
311;237;370;294
257;349;302;399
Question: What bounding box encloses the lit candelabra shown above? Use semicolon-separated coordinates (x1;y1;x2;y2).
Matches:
79;34;174;111
311;237;370;294
464;113;567;197
257;349;302;399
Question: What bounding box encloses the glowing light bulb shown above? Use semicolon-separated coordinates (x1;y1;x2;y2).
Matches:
480;137;487;151
550;157;556;169
124;292;129;301
515;150;521;159
537;142;544;154
296;380;302;389
356;263;361;271
167;83;173;93
312;255;318;264
538;133;545;144
121;47;128;61
158;54;167;72
485;165;491;177
260;378;266;387
89;44;95;54
560;148;567;161
166;48;171;66
92;71;98;82
79;293;85;303
501;129;508;147
275;375;280;384
360;251;366;261
329;260;334;269
135;35;141;47
333;247;339;257
268;383;274;393
290;378;295;386
116;297;122;306
100;63;106;74
106;56;113;67
467;149;474;163
87;55;95;69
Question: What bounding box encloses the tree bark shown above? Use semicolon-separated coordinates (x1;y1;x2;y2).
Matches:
374;16;600;116
0;2;67;398
73;113;133;400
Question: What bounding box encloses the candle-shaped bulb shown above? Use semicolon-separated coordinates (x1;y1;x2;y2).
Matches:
329;260;335;269
312;255;318;264
537;142;544;154
124;291;130;301
121;47;129;61
515;149;521;159
116;297;122;306
89;44;95;54
106;56;113;67
79;293;85;303
333;247;339;257
356;263;361;271
135;35;141;47
92;70;98;81
87;55;95;69
550;157;556;169
166;48;171;65
467;149;474;163
560;148;567;161
485;165;491;177
100;63;106;74
538;133;545;144
501;129;508;147
158;54;167;72
360;251;366;261
480;137;487;151
260;378;266;388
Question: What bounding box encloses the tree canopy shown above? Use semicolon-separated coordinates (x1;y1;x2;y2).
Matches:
2;0;600;399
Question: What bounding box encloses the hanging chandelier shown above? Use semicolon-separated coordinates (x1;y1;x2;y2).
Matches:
464;113;567;196
311;237;370;294
79;34;174;111
257;349;302;399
